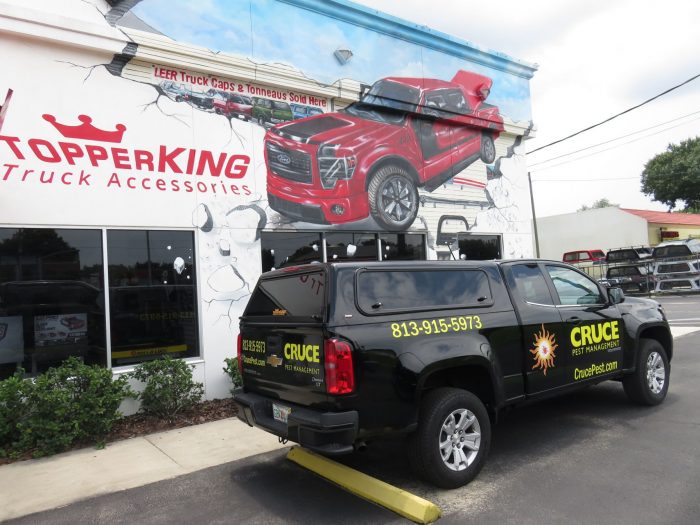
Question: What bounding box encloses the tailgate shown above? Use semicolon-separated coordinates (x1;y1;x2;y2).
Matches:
239;268;329;405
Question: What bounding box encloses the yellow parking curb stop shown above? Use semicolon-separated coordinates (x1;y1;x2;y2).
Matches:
287;446;441;524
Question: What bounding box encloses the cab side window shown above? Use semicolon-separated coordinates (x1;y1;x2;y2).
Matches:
546;266;604;305
509;264;554;305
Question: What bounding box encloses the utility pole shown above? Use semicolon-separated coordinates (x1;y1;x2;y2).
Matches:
528;172;541;258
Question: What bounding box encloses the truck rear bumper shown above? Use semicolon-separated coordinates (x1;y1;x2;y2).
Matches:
233;389;358;456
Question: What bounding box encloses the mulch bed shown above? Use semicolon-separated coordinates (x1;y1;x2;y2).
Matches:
0;398;238;466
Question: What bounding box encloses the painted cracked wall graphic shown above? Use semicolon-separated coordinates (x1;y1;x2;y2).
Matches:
0;0;534;397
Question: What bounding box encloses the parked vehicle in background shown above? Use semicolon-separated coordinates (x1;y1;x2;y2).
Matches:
652;239;700;259
604;265;655;293
210;90;253;120
160;80;190;102
290;103;324;119
253;98;293;127
563;249;605;264
605;247;652;263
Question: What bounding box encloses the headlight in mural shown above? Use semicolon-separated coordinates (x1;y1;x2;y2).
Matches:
318;143;356;189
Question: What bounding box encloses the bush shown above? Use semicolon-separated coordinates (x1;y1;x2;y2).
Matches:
1;358;133;458
0;370;29;457
131;357;203;421
223;357;242;394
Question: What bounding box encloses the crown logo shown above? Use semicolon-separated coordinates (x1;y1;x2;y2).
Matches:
42;114;126;143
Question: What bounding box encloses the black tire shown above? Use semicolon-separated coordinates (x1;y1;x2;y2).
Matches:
623;338;670;406
407;388;491;489
480;134;496;164
367;165;419;231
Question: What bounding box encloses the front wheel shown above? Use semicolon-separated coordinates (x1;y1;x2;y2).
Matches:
367;166;419;231
408;388;491;489
480;134;496;164
623;338;670;405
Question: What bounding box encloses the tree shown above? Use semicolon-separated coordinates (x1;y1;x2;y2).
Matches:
641;137;700;211
578;198;618;211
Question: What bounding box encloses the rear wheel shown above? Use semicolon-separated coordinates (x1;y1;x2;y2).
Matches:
480;134;496;164
367;165;418;231
408;388;491;488
623;338;670;405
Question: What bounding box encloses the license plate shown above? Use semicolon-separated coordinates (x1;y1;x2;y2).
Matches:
272;403;291;424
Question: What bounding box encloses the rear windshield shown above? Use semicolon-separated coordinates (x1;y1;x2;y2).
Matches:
245;271;325;318
608;266;647;277
357;269;491;313
606;250;636;262
653;245;691;258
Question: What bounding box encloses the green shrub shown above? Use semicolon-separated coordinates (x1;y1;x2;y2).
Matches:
0;370;29;457
223;357;242;394
131;357;203;421
0;358;133;458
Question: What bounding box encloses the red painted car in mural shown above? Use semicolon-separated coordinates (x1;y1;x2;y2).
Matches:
264;70;504;230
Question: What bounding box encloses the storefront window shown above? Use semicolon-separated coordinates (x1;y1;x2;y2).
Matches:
325;233;378;262
107;230;198;367
458;234;502;260
380;234;426;261
261;232;322;272
0;228;105;379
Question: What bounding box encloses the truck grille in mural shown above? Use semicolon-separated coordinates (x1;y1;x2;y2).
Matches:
266;142;312;184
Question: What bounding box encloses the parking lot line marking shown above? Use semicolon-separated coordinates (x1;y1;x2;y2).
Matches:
670;326;700;338
287;446;441;524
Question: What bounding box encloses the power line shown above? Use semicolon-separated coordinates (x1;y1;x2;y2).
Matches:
528;109;700;168
528;115;700;172
526;73;700;155
532;177;639;182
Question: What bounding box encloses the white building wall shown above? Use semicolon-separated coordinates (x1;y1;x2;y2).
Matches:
536;207;649;260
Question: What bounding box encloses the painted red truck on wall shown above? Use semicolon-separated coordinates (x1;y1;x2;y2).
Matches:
264;70;504;230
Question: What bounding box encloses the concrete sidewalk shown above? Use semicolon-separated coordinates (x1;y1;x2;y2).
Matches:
0;418;287;522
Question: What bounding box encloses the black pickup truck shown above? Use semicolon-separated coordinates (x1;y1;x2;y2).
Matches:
233;260;671;488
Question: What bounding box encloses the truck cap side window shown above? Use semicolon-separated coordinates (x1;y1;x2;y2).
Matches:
356;269;491;313
545;265;604;306
244;271;325;318
508;264;554;305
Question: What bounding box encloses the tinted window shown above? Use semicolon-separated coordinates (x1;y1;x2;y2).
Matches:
563;253;577;262
326;233;378;262
653;245;691;258
357;270;491;312
0;228;105;379
546;266;604;305
509;264;554;305
458;235;501;260
246;272;325;318
608;266;647;277
261;232;322;272
380;234;426;261
107;230;198;366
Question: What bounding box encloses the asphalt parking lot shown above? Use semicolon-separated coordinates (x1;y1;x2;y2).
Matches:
8;296;700;525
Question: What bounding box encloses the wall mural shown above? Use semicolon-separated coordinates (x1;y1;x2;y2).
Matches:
0;0;534;396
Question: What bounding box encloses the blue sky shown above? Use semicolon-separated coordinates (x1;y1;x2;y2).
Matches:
133;0;532;122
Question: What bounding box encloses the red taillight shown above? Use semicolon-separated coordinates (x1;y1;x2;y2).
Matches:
237;333;243;376
324;338;354;395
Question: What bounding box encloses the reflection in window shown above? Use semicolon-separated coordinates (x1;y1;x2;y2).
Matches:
546;266;603;305
325;233;378;262
0;228;105;379
458;234;502;260
357;270;491;312
107;230;198;366
508;264;554;305
261;232;322;272
380;234;425;261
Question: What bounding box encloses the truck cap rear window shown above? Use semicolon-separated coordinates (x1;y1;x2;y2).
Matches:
245;271;325;318
357;269;491;313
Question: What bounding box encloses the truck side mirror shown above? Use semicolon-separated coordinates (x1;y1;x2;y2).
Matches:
608;287;625;305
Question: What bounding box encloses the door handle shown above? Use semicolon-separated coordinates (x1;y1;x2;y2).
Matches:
565;316;582;325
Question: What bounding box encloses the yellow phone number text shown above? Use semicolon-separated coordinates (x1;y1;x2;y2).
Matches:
390;316;483;339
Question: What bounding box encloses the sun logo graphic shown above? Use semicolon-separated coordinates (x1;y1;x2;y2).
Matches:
531;324;558;376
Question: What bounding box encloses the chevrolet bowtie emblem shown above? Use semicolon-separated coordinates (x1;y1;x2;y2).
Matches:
266;354;283;367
